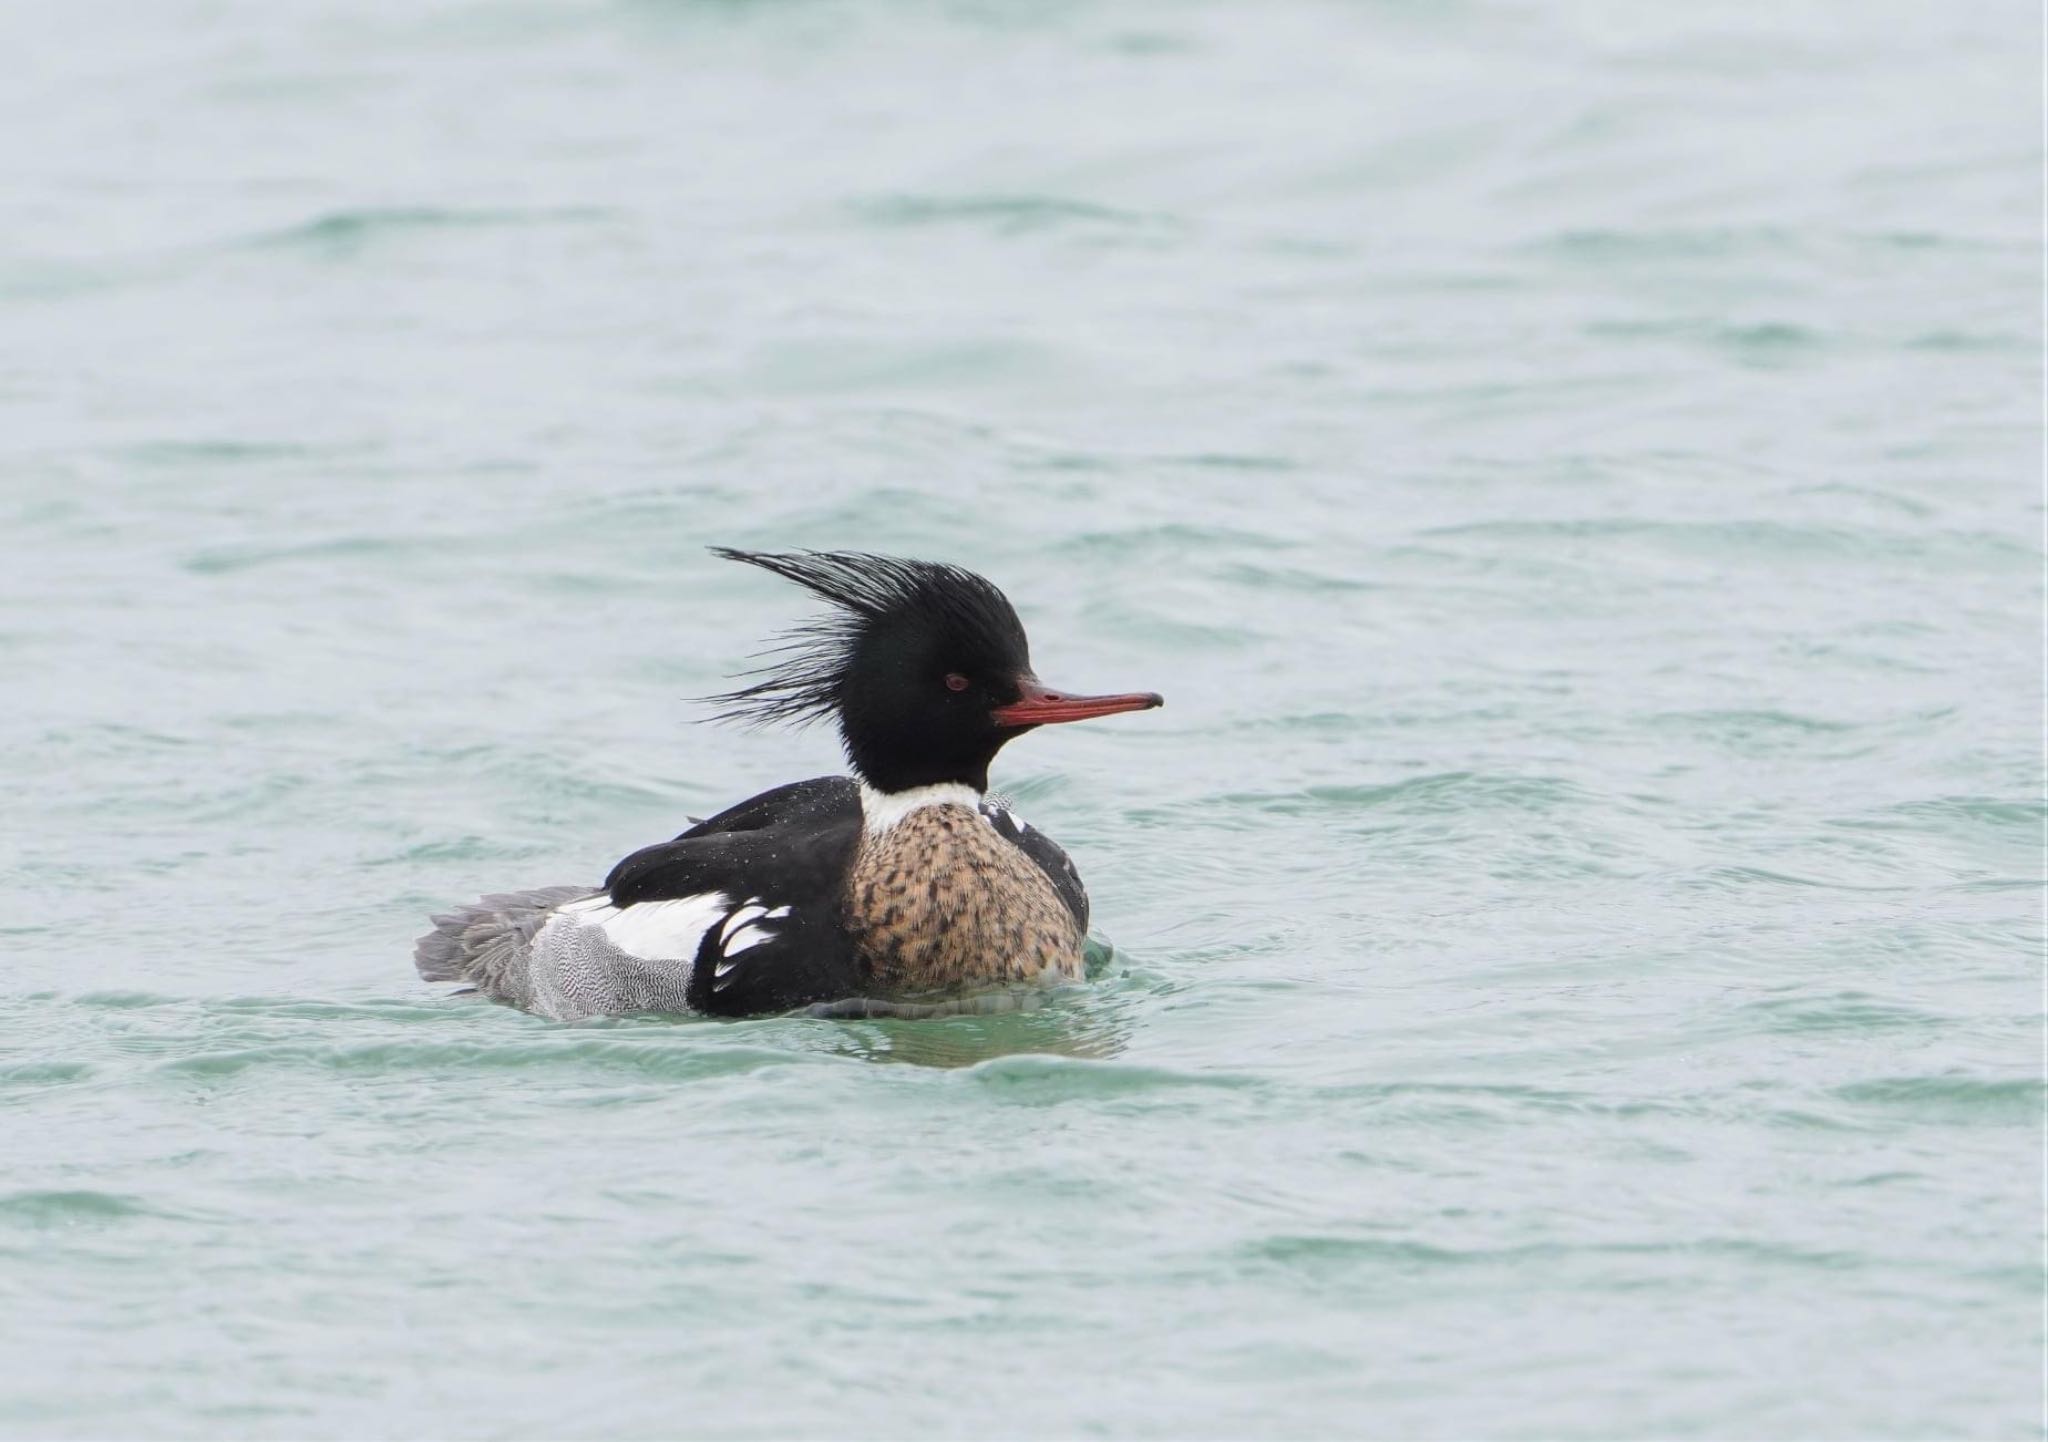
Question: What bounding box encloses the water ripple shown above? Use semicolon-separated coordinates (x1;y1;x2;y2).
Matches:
246;205;616;256
846;193;1184;241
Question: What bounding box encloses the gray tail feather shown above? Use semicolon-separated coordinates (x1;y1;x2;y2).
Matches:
415;885;595;986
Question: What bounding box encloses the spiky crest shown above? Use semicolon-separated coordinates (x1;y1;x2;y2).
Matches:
703;548;1028;732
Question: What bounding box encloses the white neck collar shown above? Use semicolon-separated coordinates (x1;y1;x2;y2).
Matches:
859;781;982;835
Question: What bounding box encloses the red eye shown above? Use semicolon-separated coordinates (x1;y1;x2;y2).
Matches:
944;673;970;692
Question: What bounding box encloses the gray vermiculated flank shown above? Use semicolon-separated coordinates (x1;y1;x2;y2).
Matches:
521;907;712;1021
415;887;723;1021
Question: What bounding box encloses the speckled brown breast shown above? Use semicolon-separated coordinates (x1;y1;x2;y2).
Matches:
844;804;1084;994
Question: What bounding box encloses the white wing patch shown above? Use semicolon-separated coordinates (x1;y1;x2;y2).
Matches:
561;893;799;993
723;903;769;935
567;892;732;960
710;896;795;990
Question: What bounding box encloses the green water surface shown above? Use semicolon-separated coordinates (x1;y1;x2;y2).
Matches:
2;1;2042;1437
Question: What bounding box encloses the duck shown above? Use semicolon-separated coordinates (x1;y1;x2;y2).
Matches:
414;548;1163;1020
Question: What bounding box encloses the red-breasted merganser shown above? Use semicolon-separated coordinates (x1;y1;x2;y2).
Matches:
414;548;1163;1020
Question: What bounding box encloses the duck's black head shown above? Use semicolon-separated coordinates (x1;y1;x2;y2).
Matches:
706;548;1163;794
